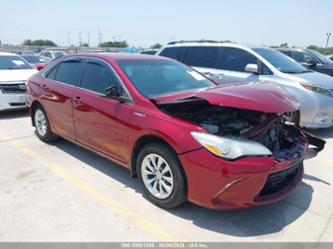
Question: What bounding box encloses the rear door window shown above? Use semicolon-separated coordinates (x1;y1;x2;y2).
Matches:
159;47;186;61
220;47;258;72
183;47;221;69
54;60;82;86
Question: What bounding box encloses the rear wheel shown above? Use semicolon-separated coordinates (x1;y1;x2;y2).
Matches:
33;105;58;142
137;143;187;208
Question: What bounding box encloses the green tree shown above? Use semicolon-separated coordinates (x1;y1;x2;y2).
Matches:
22;39;57;47
82;43;89;47
150;43;162;49
99;40;129;48
23;39;32;46
306;45;333;55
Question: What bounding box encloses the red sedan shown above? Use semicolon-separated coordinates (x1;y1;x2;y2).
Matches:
26;53;325;210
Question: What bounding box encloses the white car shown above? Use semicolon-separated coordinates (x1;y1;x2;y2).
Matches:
0;52;38;111
39;51;64;61
157;41;333;128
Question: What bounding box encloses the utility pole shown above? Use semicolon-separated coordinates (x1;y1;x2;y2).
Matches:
326;33;331;48
87;32;90;46
98;29;102;46
78;32;82;47
67;32;71;47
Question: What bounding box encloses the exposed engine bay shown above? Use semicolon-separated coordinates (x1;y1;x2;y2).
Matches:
156;98;306;161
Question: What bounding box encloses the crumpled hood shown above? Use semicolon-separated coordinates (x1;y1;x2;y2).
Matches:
285;71;333;89
154;81;299;113
0;69;38;83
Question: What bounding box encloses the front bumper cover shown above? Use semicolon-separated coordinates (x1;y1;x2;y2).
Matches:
179;129;325;210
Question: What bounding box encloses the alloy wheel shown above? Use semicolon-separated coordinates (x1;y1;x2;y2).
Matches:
141;153;174;199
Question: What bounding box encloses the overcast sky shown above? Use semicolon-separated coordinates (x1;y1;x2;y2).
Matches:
1;0;332;48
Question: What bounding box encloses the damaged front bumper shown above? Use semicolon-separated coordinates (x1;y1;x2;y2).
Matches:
179;129;325;210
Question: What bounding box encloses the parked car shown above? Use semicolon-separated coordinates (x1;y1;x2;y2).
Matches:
327;54;333;61
0;52;37;111
39;50;65;61
21;55;48;70
157;41;333;129
27;53;324;210
277;48;333;76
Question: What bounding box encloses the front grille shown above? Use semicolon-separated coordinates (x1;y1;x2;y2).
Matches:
259;162;302;197
0;83;27;93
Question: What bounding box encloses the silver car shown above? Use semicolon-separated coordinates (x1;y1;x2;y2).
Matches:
157;41;333;128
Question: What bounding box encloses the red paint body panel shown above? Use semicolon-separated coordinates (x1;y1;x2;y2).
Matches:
40;80;76;140
26;53;311;210
154;82;300;113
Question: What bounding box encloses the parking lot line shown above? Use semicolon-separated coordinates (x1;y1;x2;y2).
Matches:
0;131;177;242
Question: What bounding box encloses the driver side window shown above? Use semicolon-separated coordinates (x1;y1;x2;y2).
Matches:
80;61;121;94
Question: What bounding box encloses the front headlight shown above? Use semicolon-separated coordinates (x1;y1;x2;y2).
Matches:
300;83;333;98
191;132;272;160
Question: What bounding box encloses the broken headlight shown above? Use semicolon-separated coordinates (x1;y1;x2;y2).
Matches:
191;132;272;160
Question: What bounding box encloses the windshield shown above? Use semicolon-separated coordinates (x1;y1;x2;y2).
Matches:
117;59;215;98
254;48;309;74
0;56;33;70
307;49;333;65
22;55;47;63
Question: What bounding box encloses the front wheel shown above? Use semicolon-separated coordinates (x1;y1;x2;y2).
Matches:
137;143;187;209
33;106;58;142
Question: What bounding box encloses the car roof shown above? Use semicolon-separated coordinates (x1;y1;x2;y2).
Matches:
162;41;270;51
0;52;17;56
21;54;38;57
276;47;305;52
68;52;171;61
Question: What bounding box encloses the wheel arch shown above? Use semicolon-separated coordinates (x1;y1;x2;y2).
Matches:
30;100;43;126
130;135;184;178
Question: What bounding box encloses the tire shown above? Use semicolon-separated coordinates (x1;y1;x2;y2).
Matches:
137;143;187;209
33;105;58;142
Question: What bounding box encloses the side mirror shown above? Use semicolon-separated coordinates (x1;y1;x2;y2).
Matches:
305;59;317;67
105;85;127;102
245;64;259;74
